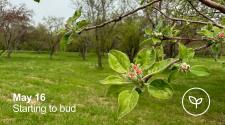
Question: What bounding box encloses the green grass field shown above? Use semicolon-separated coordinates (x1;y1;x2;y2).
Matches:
0;52;224;125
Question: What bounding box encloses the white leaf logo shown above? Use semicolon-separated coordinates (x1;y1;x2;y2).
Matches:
189;96;203;109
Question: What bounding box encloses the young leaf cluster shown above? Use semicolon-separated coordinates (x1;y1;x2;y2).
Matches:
141;22;180;46
59;8;89;51
101;34;210;119
199;25;225;59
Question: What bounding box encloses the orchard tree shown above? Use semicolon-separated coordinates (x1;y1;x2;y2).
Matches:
114;17;144;62
20;24;49;52
34;0;225;119
65;0;224;119
74;34;90;60
72;0;116;68
43;16;64;59
0;2;31;57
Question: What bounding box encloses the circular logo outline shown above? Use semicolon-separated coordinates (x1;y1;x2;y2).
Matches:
182;87;210;117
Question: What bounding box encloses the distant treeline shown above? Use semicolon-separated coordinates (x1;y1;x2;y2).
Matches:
0;0;224;66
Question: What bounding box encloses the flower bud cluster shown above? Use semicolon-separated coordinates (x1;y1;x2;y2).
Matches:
127;64;143;81
179;62;190;72
218;32;224;39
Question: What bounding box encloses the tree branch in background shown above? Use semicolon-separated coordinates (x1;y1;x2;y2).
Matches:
161;36;206;42
198;0;225;14
77;0;161;34
188;0;218;25
153;7;225;28
194;44;211;51
160;36;213;51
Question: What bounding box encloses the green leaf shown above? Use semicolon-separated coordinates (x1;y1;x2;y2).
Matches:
57;28;66;35
34;0;40;3
162;25;173;36
67;8;82;25
221;17;225;25
106;84;133;97
145;28;152;35
118;90;139;119
60;32;72;51
152;37;161;44
76;20;89;30
178;43;195;62
168;70;178;83
155;21;164;32
148;79;173;99
212;26;221;36
140;37;161;47
190;65;210;77
211;44;221;59
140;0;145;5
108;50;130;73
148;58;174;75
140;38;152;47
199;28;214;38
100;75;131;85
155;45;164;60
134;48;156;70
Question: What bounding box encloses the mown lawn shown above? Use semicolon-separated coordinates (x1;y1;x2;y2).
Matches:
0;52;224;125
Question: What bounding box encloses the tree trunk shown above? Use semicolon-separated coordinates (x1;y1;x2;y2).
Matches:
49;39;58;59
0;49;6;56
79;46;87;61
95;29;102;68
97;46;102;68
80;40;88;61
49;45;55;59
165;43;176;58
6;49;12;58
218;42;223;59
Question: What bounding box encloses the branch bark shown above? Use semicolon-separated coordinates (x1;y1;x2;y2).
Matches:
161;36;206;41
74;0;225;34
198;0;225;14
154;7;225;28
77;0;161;34
194;43;211;51
188;1;218;25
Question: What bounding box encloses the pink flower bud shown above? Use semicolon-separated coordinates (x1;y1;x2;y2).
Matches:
218;33;224;38
133;64;138;70
128;72;136;79
136;69;142;75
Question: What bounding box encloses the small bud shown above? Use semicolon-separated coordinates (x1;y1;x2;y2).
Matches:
218;33;224;39
136;69;142;75
133;64;138;70
127;64;143;81
179;62;190;72
127;72;136;80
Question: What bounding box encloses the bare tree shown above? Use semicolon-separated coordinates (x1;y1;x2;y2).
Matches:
43;16;64;59
0;2;32;57
72;0;116;68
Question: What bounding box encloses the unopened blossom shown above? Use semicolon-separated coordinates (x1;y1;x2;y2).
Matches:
133;64;138;70
218;33;224;39
127;64;143;81
179;62;190;72
128;72;136;79
136;69;142;75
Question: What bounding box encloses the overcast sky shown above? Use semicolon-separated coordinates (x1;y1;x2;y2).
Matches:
9;0;75;25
